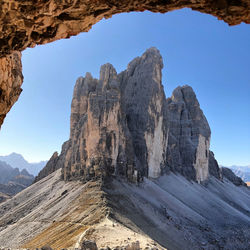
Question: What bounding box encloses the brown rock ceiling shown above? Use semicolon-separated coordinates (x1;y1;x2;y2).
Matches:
0;0;249;127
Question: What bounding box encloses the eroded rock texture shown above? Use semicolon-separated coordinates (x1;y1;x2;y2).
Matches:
40;48;221;183
165;86;211;182
0;52;23;127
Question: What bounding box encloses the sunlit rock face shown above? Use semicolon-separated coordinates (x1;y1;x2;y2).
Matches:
0;52;23;126
61;48;167;182
46;48;221;183
63;64;136;181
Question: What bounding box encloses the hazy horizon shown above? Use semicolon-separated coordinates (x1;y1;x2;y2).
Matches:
0;9;249;165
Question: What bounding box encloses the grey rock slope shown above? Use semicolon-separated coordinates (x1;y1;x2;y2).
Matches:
0;169;249;249
42;47;222;184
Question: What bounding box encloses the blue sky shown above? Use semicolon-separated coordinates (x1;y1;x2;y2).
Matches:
0;9;249;166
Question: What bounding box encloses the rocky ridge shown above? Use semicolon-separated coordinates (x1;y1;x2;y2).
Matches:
221;167;247;186
37;47;224;185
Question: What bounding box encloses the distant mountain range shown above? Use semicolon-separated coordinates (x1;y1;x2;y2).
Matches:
0;153;47;176
223;165;250;183
0;160;35;202
0;153;47;202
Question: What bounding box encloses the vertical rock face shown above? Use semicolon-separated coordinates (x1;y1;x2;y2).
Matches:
0;51;23;126
165;86;211;182
120;48;168;179
208;151;221;180
63;65;135;181
42;48;222;184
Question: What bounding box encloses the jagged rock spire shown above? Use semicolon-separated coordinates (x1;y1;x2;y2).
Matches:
40;48;221;183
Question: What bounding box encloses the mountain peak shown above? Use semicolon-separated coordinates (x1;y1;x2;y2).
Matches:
0;153;47;176
40;48;220;184
9;152;25;160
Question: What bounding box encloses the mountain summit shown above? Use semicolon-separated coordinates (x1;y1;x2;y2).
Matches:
1;48;249;249
36;47;220;184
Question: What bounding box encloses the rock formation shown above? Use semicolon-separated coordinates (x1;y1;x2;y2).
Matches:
40;47;223;184
34;140;71;182
208;151;221;179
221;167;247;186
0;52;23;126
34;152;59;183
165;85;211;182
0;0;250;128
0;48;249;249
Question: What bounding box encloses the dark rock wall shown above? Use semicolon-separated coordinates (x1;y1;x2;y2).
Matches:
208;151;221;180
221;167;247;186
34;152;59;183
165;85;211;182
120;48;168;179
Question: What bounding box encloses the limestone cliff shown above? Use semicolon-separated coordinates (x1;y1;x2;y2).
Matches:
63;65;135;182
165;85;211;182
39;48;222;184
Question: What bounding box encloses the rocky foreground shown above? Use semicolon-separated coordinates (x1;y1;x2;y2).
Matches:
0;169;249;249
0;48;249;249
